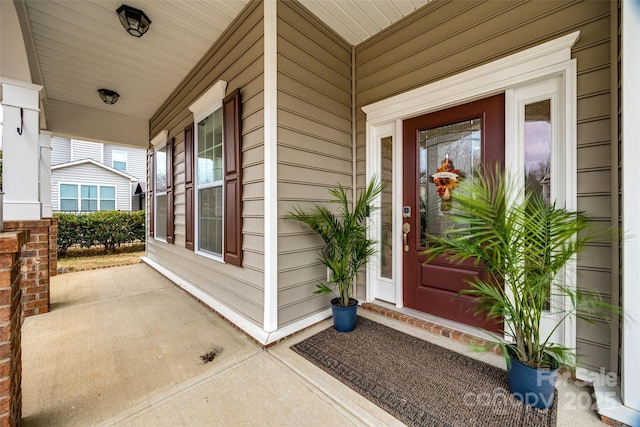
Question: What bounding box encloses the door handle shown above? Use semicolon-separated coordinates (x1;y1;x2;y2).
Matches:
403;223;410;252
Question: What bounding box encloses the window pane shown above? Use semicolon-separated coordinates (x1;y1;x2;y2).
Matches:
60;199;78;211
420;119;481;244
101;200;116;211
113;150;127;161
101;186;116;199
156;146;167;192
524;99;552;311
197;108;223;185
198;186;223;256
213;109;223;182
524;99;552;205
81;200;98;211
380;136;393;279
113;150;127;171
81;185;98;199
60;184;78;198
156;194;167;239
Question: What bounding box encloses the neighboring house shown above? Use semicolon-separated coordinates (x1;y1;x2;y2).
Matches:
50;138;147;212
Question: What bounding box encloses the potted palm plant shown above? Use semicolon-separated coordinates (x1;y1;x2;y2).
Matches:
423;166;617;409
288;179;383;332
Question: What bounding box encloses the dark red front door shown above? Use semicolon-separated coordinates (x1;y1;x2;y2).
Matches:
402;94;504;333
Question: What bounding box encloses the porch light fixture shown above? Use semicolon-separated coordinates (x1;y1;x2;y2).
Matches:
116;5;151;38
98;89;120;105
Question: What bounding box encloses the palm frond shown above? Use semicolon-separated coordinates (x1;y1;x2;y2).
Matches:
422;165;621;368
287;179;384;307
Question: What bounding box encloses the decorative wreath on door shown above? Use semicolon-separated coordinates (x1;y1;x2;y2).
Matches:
430;154;463;211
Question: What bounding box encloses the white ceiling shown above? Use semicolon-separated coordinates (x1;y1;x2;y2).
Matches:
17;0;430;127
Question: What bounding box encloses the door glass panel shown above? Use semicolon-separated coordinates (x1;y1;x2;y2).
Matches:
419;119;481;246
524;99;551;205
524;99;552;310
380;136;393;279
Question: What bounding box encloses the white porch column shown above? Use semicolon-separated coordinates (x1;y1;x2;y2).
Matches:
263;0;278;333
621;0;640;416
1;79;43;220
39;131;53;218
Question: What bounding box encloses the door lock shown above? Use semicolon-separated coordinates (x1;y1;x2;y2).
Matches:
403;223;410;252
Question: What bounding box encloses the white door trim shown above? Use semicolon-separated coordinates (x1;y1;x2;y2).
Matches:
363;32;579;347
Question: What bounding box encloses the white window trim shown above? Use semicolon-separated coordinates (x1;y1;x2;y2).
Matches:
366;121;400;304
506;75;574;350
112;149;128;171
151;131;168;243
58;182;117;212
189;80;227;262
362;32;579;347
189;80;227;121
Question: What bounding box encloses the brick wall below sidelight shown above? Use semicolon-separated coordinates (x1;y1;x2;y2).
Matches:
2;218;57;318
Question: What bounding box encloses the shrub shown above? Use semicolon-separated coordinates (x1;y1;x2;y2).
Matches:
55;211;145;254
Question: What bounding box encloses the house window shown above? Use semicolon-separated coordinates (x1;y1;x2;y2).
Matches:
112;150;128;171
60;184;79;211
59;184;117;212
155;144;167;241
196;108;224;256
187;81;242;265
101;186;116;210
81;185;98;211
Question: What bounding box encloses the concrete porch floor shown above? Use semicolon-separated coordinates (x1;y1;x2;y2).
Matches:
22;263;607;426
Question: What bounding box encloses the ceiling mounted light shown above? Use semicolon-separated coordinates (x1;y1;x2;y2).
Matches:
98;89;120;105
116;4;151;38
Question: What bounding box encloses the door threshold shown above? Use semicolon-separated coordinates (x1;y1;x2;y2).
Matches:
360;300;500;353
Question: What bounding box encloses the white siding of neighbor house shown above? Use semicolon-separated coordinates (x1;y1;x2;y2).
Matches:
51;137;72;166
71;139;102;163
103;144;147;181
51;163;133;211
51;137;146;211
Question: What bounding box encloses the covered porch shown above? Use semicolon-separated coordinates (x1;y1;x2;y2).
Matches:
22;263;603;426
3;0;640;425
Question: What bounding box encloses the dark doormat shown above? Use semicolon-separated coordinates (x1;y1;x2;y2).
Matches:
291;316;557;427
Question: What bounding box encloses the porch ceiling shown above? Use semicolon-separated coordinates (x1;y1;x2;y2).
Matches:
12;0;429;146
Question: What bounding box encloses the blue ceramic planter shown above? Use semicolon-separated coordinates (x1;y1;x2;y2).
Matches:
330;298;358;332
507;346;559;410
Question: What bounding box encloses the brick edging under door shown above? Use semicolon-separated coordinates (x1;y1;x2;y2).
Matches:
359;302;502;354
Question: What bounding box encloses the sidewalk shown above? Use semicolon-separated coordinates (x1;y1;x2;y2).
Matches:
21;263;606;426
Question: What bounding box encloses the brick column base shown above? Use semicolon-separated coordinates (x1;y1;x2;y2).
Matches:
3;219;57;317
0;230;29;427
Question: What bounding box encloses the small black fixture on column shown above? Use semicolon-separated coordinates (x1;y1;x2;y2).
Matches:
98;89;120;105
116;5;151;38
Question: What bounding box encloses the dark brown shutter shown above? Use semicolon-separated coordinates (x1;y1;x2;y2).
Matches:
166;137;175;244
184;124;195;251
148;150;154;238
223;88;242;266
